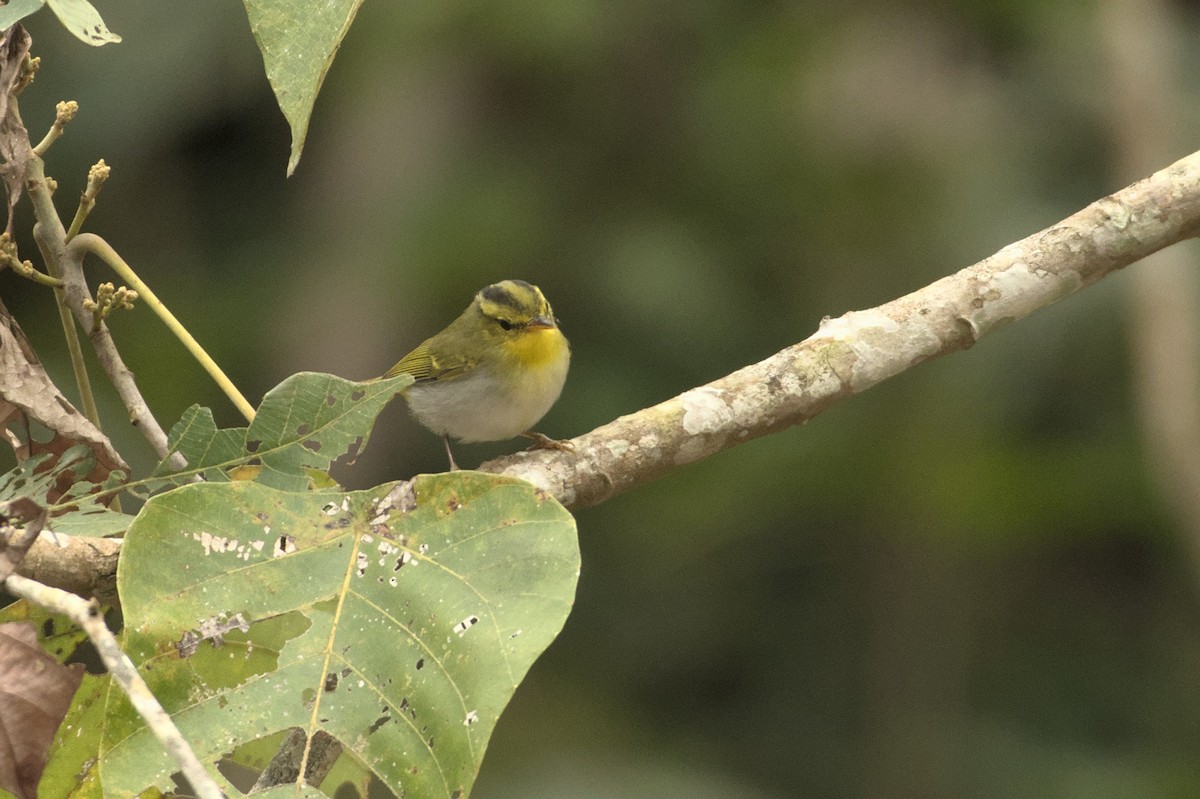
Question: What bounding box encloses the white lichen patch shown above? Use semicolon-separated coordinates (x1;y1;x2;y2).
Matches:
605;438;630;458
680;387;733;436
808;308;938;391
811;308;899;341
969;260;1080;337
675;435;723;465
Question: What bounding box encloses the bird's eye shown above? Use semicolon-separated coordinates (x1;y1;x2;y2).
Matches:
497;319;514;331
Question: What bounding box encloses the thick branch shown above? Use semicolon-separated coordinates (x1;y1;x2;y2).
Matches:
16;531;120;602
20;149;1200;590
482;148;1200;508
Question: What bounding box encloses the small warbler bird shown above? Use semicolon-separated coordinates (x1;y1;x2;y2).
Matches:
383;279;571;470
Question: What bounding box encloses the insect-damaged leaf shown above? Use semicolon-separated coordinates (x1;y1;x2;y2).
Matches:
247;372;410;490
151;372;411;491
106;473;579;798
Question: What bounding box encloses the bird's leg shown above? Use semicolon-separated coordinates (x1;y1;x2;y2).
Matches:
443;434;460;471
521;431;574;453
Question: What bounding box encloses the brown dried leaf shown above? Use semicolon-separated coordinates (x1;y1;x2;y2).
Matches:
0;25;30;233
0;621;84;799
0;297;126;483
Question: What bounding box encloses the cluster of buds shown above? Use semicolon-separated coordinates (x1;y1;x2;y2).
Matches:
0;231;19;269
84;282;138;331
84;158;109;202
15;54;40;95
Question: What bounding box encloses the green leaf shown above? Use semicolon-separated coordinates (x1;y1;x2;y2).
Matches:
242;0;364;175
247;372;410;490
44;0;120;46
0;598;88;663
150;372;411;492
105;473;579;797
150;405;246;487
38;673;106;799
43;506;133;538
0;0;46;31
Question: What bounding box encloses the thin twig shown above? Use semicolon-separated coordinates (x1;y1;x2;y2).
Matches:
3;574;225;799
33;226;102;428
14;92;177;461
34;222;175;459
65;158;108;240
31;99;77;157
11;258;63;286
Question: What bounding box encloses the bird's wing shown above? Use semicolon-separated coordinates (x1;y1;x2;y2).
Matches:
383;341;472;382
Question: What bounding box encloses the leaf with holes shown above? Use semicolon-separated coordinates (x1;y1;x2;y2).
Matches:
247;372;411;490
149;405;247;488
150;372;411;492
104;472;579;797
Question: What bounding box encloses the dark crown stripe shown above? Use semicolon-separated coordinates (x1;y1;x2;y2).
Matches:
480;280;534;310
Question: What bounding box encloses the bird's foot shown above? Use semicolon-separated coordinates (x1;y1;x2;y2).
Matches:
521;431;574;453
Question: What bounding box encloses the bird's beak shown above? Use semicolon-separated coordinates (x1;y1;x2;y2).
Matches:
527;315;556;329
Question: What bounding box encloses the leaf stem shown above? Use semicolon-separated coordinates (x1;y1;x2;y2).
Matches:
66;233;256;423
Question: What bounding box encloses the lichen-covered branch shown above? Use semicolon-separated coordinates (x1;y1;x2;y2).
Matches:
20;149;1200;593
482;148;1200;509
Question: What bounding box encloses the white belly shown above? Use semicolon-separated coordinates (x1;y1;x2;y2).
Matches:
404;353;569;443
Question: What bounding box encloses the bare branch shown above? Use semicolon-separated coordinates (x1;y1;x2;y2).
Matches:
18;149;1200;593
482;149;1200;509
16;532;120;602
1103;0;1200;568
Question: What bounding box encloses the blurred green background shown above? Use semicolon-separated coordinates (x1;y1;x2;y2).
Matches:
8;0;1200;796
